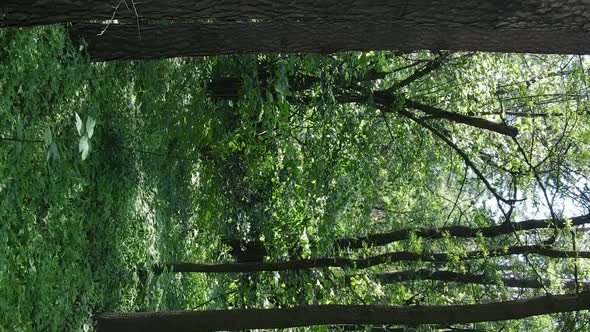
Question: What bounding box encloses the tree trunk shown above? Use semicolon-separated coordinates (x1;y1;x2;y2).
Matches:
336;214;590;249
95;292;590;332
155;245;590;273
331;326;407;332
207;77;242;100
5;0;411;27
5;0;590;30
71;16;590;62
10;1;590;55
206;71;318;100
225;239;267;263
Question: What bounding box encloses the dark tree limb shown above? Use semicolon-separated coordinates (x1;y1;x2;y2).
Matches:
398;109;515;204
369;90;519;137
154;245;590;273
372;269;546;288
96;292;590;331
388;54;448;91
404;99;519;137
333;90;519;137
336;214;590;249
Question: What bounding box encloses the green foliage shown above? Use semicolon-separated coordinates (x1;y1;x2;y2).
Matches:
1;26;589;332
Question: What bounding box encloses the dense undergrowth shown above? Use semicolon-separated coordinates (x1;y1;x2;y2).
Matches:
1;26;589;331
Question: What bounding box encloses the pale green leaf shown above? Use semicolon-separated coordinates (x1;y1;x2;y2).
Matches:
51;143;59;160
86;117;96;139
79;135;88;154
75;113;83;136
81;143;90;160
43;127;52;145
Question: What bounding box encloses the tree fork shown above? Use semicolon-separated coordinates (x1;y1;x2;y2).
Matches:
96;292;590;331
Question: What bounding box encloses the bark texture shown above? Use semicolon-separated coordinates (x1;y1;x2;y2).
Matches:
336;214;590;249
368;92;519;137
71;18;590;62
155;245;590;273
5;0;590;28
373;269;546;289
96;291;590;331
373;270;590;291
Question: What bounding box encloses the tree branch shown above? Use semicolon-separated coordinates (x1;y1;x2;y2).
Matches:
336;214;590;249
155;245;590;273
398;109;515;204
403;99;519;137
96;292;590;331
370;269;547;289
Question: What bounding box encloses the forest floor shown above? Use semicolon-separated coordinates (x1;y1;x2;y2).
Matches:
0;26;211;331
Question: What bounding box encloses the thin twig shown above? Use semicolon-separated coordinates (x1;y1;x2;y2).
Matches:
98;0;124;36
399;109;516;205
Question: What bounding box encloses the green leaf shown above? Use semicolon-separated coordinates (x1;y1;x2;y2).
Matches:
79;135;88;154
46;142;60;162
43;127;52;145
75;113;83;136
50;143;59;160
86;117;96;139
81;143;90;160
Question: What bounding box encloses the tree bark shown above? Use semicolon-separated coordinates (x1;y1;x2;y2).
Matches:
226;239;267;263
155;245;590;273
366;91;520;137
372;269;547;289
5;0;590;30
404;99;519;137
95;291;590;332
332;326;407;332
336;214;590;249
364;270;590;290
71;16;590;62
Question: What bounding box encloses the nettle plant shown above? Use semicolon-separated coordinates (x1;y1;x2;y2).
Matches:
75;112;96;160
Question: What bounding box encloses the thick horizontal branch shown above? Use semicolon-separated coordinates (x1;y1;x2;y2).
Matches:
336;90;519;137
70;21;590;62
370;85;518;137
373;269;546;289
372;92;519;137
96;292;590;331
155;245;590;273
364;270;590;291
404;99;519;137
336;214;590;249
